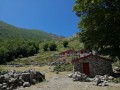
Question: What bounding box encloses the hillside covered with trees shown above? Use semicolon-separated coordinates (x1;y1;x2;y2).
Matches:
0;21;64;64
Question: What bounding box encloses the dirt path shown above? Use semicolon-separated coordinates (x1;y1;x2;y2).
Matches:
20;66;120;90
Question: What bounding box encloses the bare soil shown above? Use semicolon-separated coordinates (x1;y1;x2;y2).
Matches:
16;66;120;90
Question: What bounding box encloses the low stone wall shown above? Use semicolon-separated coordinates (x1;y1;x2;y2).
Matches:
0;69;45;90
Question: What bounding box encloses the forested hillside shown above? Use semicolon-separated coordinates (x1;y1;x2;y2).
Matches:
0;21;61;40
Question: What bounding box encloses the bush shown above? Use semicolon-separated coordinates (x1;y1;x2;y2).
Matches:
113;61;120;68
0;39;39;64
112;78;120;83
49;43;57;51
0;66;4;71
43;43;49;51
63;41;68;47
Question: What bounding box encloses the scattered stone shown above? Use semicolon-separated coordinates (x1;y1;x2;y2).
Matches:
68;73;73;78
23;82;30;87
69;72;115;87
69;71;87;81
108;76;114;80
0;69;45;89
93;75;108;86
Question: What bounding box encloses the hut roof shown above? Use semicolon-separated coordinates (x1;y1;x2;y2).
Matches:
72;54;113;63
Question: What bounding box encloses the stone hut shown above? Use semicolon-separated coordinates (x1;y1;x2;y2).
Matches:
72;54;113;77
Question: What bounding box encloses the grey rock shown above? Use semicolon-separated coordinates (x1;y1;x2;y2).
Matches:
23;82;30;87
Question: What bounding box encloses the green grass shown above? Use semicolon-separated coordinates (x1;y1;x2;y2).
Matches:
56;37;84;51
0;21;60;40
53;64;73;72
0;65;5;71
9;51;59;64
113;61;120;68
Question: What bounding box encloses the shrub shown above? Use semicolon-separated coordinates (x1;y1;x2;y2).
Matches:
43;43;49;51
0;66;4;71
113;61;120;68
63;41;68;47
49;43;57;51
112;78;120;83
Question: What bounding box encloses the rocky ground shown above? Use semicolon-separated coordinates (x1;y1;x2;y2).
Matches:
17;66;120;90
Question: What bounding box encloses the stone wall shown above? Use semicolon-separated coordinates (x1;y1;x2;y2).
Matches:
73;55;113;77
0;70;45;90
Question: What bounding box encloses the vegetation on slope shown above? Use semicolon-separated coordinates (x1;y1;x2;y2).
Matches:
0;39;39;64
0;21;83;65
0;21;61;40
0;21;64;64
9;35;83;64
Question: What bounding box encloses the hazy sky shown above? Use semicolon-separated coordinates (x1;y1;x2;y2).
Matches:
0;0;80;37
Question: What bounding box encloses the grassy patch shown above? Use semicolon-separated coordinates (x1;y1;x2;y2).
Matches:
113;61;120;68
0;65;5;71
53;64;73;72
111;78;120;83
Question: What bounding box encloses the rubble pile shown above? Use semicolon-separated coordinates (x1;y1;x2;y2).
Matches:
68;71;115;86
68;71;87;81
93;75;114;86
0;69;45;90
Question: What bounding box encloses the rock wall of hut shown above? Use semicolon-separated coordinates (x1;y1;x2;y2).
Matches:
73;56;113;77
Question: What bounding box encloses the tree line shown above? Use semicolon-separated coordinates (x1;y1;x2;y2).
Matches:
0;39;39;64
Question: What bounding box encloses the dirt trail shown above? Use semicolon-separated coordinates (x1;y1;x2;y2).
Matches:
19;66;120;90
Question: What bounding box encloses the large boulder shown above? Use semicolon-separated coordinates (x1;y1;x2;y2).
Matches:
35;71;45;82
21;73;30;82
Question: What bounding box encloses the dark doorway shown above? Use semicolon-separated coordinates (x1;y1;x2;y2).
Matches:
83;62;90;75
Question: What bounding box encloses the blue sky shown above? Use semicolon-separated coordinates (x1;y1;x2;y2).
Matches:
0;0;80;37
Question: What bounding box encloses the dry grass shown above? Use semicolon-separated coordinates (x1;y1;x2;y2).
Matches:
0;65;52;72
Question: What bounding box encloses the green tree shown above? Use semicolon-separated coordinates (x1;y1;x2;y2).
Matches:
63;41;69;47
43;43;49;51
73;0;120;59
0;46;8;63
0;39;39;64
49;43;57;51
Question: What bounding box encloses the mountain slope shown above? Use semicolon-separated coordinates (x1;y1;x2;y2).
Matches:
0;21;61;40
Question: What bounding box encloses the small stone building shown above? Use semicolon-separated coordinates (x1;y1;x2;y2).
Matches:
72;54;113;77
